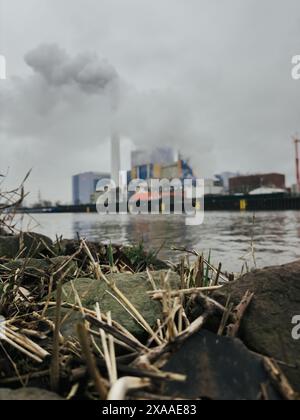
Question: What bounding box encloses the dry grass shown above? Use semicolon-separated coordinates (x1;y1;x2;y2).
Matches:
0;225;236;400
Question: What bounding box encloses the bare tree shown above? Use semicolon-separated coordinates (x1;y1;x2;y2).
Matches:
0;170;31;234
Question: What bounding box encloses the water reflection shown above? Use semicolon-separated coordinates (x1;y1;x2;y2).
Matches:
18;211;300;272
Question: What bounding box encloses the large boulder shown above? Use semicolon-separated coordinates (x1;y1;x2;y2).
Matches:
0;388;63;400
56;270;180;340
212;260;300;393
0;233;53;259
163;330;281;400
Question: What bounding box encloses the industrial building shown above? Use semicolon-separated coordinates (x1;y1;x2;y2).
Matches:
215;172;240;192
127;159;195;185
131;147;178;168
72;171;110;205
127;146;195;184
204;178;224;195
229;173;286;195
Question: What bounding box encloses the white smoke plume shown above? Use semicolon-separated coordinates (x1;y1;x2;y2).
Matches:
0;44;214;201
24;44;119;94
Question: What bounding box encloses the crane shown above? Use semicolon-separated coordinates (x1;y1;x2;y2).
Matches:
293;136;300;191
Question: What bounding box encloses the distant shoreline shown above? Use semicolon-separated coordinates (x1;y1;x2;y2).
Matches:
18;192;300;214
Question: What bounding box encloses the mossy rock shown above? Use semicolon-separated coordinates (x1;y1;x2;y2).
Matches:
0;233;53;259
55;270;180;340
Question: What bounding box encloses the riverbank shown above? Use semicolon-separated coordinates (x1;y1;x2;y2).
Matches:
0;231;299;400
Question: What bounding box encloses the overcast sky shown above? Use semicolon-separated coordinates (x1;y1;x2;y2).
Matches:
0;0;300;203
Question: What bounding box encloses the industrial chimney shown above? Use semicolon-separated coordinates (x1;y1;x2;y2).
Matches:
111;132;121;187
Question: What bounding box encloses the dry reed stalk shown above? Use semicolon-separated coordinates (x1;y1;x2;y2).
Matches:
149;302;182;345
212;262;222;286
82;240;162;345
70;280;86;317
77;322;108;400
86;313;148;353
94;357;186;382
180;257;186;289
156;319;165;341
195;256;204;287
177;306;183;334
88;328;134;354
148;285;223;300
66;383;80;400
2;325;49;359
107;376;151;400
0;369;50;385
172;246;230;283
41;275;54;317
50;279;62;391
90;334;105;359
107;311;118;384
161;271;177;341
0;333;43;363
264;358;297;401
148;314;174;346
44;301;144;348
41;243;83;318
171;297;180;337
146;268;158;290
105;289;151;334
181;306;190;328
95;304;113;384
217;294;233;336
13;328;46;340
32;312;64;344
134;309;213;369
227;290;254;338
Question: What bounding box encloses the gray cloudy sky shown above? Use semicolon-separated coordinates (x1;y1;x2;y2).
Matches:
0;0;300;203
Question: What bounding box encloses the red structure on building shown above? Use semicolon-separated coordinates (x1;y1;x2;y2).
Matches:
229;173;286;195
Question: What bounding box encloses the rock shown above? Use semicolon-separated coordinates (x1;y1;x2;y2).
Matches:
212;260;300;393
53;238;86;257
1;257;77;283
0;232;53;259
0;387;63;400
55;270;180;340
0;235;19;258
163;330;281;400
54;239;169;272
0;227;9;236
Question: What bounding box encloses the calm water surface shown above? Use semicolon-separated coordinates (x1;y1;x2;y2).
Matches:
16;211;300;273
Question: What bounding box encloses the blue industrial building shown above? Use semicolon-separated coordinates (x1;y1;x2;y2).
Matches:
72;172;110;205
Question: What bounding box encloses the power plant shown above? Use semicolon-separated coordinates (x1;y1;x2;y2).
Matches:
111;133;121;187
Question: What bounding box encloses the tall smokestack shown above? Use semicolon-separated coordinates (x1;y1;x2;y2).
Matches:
111;132;121;187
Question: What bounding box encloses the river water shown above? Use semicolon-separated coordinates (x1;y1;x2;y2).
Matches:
16;211;300;273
